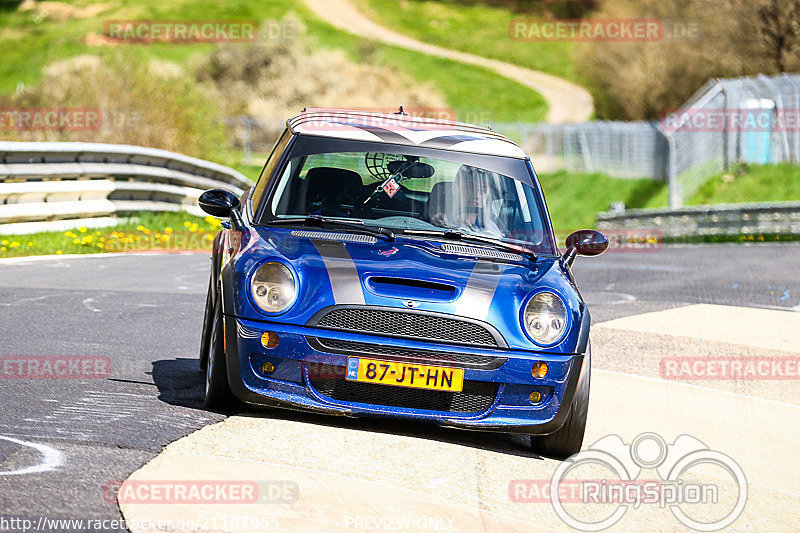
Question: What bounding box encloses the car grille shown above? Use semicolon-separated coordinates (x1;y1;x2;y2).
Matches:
308;367;499;413
313;308;499;347
308;337;506;370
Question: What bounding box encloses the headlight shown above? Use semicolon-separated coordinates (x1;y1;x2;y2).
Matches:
251;262;296;313
523;291;567;345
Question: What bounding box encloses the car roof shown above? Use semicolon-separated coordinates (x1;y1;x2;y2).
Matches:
286;108;529;159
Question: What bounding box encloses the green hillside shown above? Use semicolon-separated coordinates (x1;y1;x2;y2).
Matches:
0;0;547;126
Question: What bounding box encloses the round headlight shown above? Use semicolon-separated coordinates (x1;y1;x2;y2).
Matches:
523;291;568;345
251;262;296;313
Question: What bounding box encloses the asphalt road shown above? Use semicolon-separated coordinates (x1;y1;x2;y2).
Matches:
0;244;797;531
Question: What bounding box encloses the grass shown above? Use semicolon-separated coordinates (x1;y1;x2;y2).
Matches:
5;163;797;259
355;0;580;83
536;170;667;230
301;11;547;123
0;211;222;259
0;0;547;130
231;159;267;182
533;163;800;243
601;163;800;211
689;164;800;205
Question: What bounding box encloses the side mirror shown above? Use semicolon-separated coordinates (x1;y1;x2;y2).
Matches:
199;189;240;217
563;229;608;267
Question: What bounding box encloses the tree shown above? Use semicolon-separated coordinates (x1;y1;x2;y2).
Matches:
756;0;800;72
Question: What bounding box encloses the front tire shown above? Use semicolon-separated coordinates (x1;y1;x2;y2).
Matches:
204;295;237;409
531;344;591;459
199;276;214;371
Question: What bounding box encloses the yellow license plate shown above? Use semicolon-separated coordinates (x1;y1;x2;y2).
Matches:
345;357;464;392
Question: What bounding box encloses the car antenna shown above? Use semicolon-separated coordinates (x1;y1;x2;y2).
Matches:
395;106;407;116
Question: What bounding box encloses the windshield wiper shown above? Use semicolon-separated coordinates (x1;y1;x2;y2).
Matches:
402;229;536;261
265;215;395;241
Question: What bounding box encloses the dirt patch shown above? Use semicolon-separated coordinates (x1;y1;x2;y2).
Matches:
19;0;111;20
84;32;119;47
302;0;593;123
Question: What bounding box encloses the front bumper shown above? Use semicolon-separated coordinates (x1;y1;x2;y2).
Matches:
224;315;585;435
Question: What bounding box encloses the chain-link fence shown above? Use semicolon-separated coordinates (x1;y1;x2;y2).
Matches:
493;121;668;180
664;73;800;207
224;73;800;208
499;73;800;208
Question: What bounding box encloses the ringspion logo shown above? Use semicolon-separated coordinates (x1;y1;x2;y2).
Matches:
511;433;747;531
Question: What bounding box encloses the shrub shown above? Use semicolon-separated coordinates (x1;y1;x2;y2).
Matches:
6;53;227;161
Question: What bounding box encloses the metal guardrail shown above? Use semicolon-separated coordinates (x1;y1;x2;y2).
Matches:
0;142;252;234
597;201;800;238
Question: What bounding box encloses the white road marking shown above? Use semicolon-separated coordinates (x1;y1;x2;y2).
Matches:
82;298;102;313
0;435;64;476
589;369;800;495
125;452;540;530
597;303;800;352
0;294;69;307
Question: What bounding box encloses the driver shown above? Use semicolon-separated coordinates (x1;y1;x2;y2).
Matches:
429;165;503;236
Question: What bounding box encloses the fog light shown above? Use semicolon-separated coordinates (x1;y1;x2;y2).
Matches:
531;361;548;378
261;331;279;349
261;362;275;375
529;391;542;403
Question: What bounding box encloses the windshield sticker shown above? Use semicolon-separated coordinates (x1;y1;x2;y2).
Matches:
381;177;400;198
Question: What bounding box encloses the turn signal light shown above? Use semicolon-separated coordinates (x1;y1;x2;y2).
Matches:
261;362;275;374
531;361;548;378
261;331;279;349
529;391;542;403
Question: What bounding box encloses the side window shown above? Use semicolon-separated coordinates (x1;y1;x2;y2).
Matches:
250;129;292;213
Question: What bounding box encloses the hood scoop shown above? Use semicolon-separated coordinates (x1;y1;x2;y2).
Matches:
366;276;458;302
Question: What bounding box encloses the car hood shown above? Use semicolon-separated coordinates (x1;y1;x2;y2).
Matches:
230;227;583;352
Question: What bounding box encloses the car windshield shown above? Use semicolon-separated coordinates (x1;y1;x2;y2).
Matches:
268;151;556;255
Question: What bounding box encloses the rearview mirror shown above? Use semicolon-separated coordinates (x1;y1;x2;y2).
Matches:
199;189;240;218
387;160;435;179
563;229;608;267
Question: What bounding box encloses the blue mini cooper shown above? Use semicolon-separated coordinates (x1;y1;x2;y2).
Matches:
198;109;607;458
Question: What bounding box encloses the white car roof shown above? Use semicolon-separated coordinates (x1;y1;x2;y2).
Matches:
287;108;529;159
